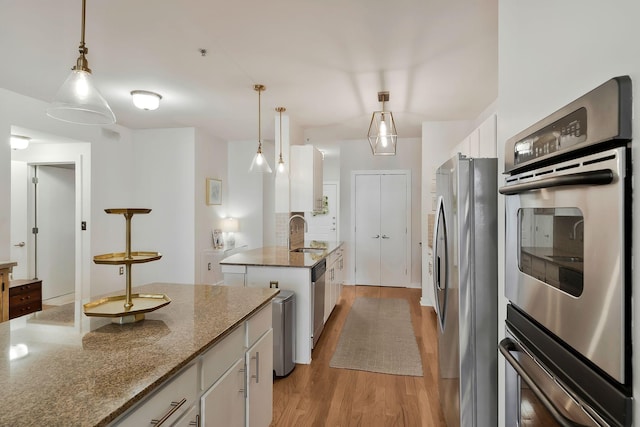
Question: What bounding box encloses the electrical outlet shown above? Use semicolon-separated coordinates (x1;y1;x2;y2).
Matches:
208;262;212;271
270;281;279;289
119;267;124;275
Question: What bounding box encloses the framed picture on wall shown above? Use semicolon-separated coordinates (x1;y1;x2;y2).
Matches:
206;178;222;205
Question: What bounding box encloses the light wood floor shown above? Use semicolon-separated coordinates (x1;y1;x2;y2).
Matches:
271;285;446;427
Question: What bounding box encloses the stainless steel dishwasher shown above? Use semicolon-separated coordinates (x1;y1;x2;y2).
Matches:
311;259;326;349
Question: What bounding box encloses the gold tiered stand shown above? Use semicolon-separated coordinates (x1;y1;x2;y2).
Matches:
83;209;170;324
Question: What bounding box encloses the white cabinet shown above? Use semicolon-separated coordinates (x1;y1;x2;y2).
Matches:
115;304;273;427
222;264;247;287
201;357;245;427
246;266;313;364
246;329;273;427
116;363;199;427
450;113;497;158
324;245;343;322
290;145;323;212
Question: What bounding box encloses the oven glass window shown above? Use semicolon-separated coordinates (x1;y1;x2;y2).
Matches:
518;208;584;296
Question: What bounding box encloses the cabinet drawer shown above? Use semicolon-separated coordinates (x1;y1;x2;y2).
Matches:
201;325;244;391
9;289;41;308
247;304;272;347
9;301;42;320
116;363;198;427
9;280;42;297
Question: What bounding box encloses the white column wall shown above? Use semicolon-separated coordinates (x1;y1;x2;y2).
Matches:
131;128;196;286
498;1;640;425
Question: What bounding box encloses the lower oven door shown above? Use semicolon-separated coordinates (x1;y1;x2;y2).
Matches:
501;147;629;384
501;332;607;427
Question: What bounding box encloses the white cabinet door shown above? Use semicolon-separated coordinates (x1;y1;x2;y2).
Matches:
246;329;273;427
201;358;245;427
354;174;381;284
354;174;409;287
290;145;323;212
478;113;497;157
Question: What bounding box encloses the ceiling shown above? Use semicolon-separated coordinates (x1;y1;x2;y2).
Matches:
1;0;498;144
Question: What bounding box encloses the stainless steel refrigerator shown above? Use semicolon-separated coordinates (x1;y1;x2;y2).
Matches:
432;154;497;427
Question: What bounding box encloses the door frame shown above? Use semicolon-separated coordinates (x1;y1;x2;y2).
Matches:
350;170;411;286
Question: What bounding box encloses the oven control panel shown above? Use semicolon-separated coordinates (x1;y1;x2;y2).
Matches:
513;107;587;166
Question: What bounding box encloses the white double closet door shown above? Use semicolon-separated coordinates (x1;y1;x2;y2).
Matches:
354;171;410;287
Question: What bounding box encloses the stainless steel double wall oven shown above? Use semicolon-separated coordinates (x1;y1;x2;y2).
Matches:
499;76;633;426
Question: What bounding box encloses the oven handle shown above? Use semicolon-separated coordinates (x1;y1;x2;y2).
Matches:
498;169;613;195
499;338;589;427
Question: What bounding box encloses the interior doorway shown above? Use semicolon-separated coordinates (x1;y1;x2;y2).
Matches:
12;163;76;302
352;170;411;287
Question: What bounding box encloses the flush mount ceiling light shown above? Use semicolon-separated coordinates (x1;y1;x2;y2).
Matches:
367;91;398;156
10;135;30;150
248;84;272;173
276;107;286;174
46;0;115;125
131;90;162;111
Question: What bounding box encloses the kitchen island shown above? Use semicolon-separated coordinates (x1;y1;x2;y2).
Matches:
220;242;344;363
0;282;278;426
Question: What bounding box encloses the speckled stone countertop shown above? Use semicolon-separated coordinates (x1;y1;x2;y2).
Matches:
0;283;278;427
220;241;343;268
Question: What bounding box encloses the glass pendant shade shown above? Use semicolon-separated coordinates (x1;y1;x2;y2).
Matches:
47;69;116;125
367;91;397;155
249;146;272;173
368;110;398;155
277;156;285;174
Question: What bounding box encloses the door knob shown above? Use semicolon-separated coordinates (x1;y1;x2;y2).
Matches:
372;235;380;239
13;242;25;247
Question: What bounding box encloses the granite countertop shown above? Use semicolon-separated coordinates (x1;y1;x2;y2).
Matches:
0;283;278;426
220;241;343;268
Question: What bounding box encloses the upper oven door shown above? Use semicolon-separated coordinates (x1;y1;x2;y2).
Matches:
501;147;628;385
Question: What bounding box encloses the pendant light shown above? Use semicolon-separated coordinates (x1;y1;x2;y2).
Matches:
367;91;397;155
47;0;116;125
275;107;286;174
249;84;272;173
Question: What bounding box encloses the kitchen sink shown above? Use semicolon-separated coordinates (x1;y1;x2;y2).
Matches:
547;255;583;263
290;247;326;253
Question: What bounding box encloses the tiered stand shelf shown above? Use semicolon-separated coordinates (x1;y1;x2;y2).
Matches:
83;209;170;324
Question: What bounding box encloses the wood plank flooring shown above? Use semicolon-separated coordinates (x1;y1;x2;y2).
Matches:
271;285;446;427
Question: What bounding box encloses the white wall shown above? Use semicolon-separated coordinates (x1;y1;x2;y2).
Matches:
498;1;640;425
129;128;196;286
227;140;275;250
194;128;228;282
338;137;422;288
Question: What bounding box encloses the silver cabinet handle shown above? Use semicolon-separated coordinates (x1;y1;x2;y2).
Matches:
251;352;260;383
13;242;25;247
150;398;187;426
372;235;380;239
188;415;200;427
382;235;390;239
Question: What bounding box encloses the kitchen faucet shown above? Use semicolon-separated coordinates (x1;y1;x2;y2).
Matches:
288;214;308;250
570;219;584;240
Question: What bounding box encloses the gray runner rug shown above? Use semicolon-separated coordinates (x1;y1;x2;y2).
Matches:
330;297;423;376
